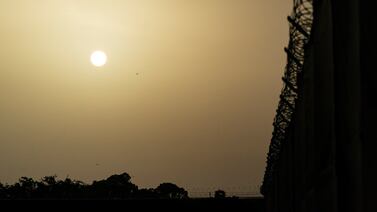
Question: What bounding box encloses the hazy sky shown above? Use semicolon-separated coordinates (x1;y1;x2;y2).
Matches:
0;0;291;195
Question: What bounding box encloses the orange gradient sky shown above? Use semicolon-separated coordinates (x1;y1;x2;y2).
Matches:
0;0;291;195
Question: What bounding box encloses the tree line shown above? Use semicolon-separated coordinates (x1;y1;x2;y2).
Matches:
0;172;189;200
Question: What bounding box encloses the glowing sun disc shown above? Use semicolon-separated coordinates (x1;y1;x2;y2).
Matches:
91;51;107;67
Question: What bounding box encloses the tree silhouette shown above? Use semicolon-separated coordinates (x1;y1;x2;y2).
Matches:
0;172;189;200
155;183;188;199
18;177;37;199
135;188;158;199
90;172;139;199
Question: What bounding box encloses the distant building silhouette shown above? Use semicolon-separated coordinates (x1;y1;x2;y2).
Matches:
214;190;226;199
261;0;377;212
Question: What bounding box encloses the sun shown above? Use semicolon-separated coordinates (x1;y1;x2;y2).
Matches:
91;51;107;67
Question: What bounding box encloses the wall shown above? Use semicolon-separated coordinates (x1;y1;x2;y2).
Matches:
262;0;377;211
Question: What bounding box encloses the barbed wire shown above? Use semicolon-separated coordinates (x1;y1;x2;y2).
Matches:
260;0;314;195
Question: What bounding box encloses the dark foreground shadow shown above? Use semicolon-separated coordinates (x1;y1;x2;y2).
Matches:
1;197;265;211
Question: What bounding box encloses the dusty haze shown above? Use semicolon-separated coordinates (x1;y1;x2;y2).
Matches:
0;0;291;195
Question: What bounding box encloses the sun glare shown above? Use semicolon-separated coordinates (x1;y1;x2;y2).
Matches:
91;51;107;67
